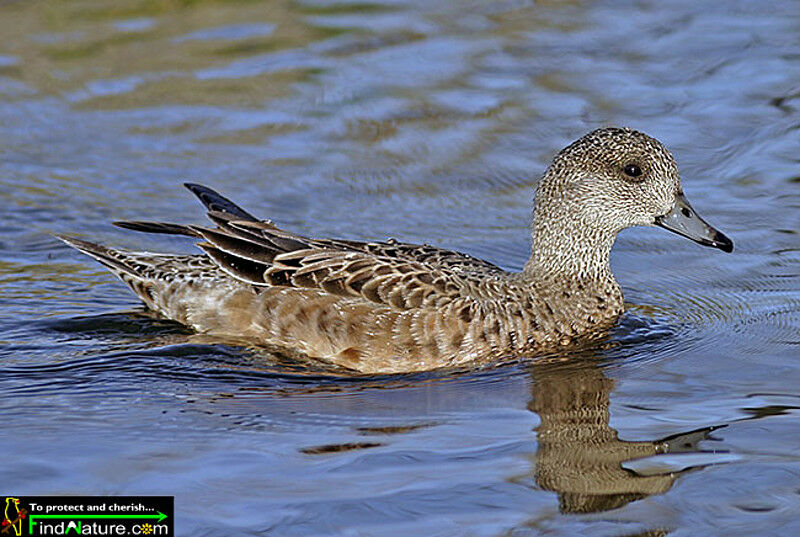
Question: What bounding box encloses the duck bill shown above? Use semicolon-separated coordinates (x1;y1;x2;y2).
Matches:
655;192;733;252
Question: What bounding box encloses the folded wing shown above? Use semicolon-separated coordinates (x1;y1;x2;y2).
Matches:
114;183;505;310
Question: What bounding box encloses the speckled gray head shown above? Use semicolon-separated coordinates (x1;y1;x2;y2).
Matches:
537;127;732;253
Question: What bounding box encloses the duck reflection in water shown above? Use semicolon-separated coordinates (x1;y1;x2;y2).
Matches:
526;354;722;515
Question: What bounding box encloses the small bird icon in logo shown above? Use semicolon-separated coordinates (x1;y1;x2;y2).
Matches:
2;497;24;537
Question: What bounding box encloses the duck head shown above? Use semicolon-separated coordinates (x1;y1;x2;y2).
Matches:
537;127;732;254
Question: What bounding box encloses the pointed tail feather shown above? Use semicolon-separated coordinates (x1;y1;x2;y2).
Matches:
55;234;142;279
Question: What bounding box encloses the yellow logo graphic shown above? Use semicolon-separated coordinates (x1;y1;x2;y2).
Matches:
1;497;25;537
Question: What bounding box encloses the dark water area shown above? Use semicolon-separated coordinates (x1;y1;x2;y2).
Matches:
2;0;800;535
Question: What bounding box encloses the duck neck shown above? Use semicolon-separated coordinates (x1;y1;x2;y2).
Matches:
522;202;618;290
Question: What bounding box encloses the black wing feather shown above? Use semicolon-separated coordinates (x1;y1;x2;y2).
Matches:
184;183;258;221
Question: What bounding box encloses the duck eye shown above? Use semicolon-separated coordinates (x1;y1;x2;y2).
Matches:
623;164;643;178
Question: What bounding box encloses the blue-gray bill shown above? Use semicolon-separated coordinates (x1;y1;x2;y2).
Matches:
655;192;734;253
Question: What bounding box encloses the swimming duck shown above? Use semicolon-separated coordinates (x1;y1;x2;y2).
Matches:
58;127;732;373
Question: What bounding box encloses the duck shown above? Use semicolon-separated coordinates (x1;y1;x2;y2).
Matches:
58;127;732;374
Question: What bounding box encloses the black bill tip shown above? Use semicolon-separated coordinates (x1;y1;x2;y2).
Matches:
711;229;734;253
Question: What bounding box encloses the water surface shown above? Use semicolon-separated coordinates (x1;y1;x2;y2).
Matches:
2;0;800;535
